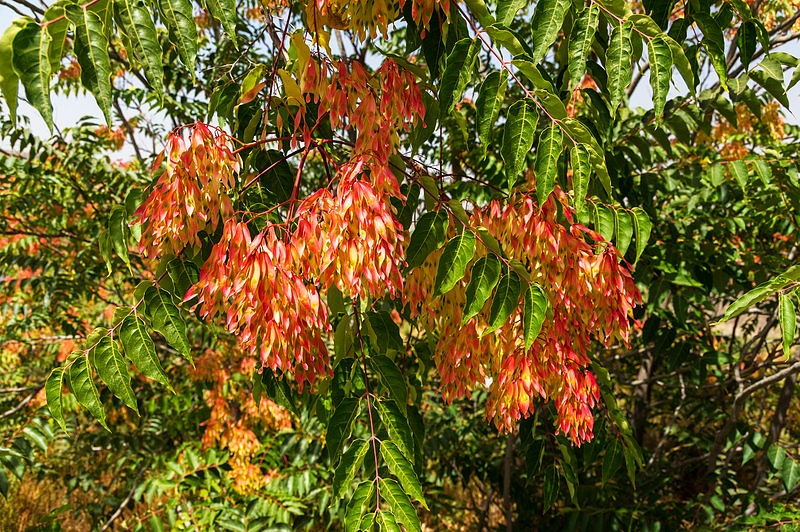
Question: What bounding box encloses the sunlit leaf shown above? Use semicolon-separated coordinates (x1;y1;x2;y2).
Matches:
434;229;476;295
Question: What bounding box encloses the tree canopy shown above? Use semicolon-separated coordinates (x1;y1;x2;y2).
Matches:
1;0;800;529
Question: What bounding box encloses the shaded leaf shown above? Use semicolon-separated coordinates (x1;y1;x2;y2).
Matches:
406;211;449;269
631;207;651;265
327;397;360;462
602;439;623;485
781;458;800;493
439;38;480;115
484;268;521;335
463;254;503;324
729;159;749;191
371;355;408;411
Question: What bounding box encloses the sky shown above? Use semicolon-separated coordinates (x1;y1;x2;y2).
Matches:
1;5;799;143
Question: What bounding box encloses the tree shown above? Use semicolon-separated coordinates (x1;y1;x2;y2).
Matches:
1;0;800;529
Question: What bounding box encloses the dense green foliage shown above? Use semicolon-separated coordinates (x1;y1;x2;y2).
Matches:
1;0;800;530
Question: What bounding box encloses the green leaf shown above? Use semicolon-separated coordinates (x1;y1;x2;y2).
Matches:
476;70;508;157
534;124;563;205
0;19;27;124
204;0;237;44
113;0;163;95
119;314;173;392
570;143;591;213
595;204;615;242
41;3;67;71
158;0;197;74
729;159;749;191
602;439;623;485
737;21;756;70
91;337;137;412
562;118;611;196
631;207;651;265
502;99;538;190
381;441;427;508
371;355;408;411
380;478;422;532
406;211;449;270
615;209;633;257
327;397;360;462
366;311;404;354
781;458;800;493
45;367;67;432
376;511;403;532
543;464;559;510
496;0;527;26
750;158;772;185
750;69;791;108
512;56;555;92
778;292;796;358
434;230;476;295
607;21;633;113
12;21;52;131
143;287;192;361
332;439;370;500
344;481;374;532
484;268;521;335
108;205;131;271
529;0;571;64
694;14;727;88
522;284;548;351
568;4;600;87
486;23;530;57
375;400;415;461
716;265;800;323
463;254;502;324
439;38;480;115
66;5;112;124
68;356;108;430
768;444;786;470
648;35;673;122
166;258;199;300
